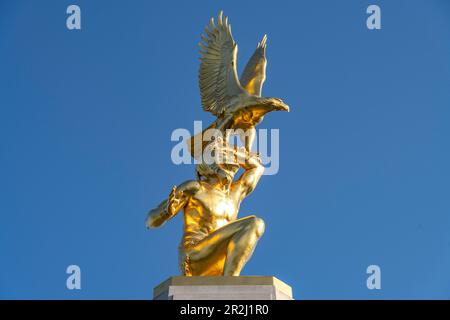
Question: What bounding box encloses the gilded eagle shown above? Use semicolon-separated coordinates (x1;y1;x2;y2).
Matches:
189;11;289;158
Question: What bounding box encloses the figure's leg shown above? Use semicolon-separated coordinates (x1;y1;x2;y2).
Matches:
185;215;265;276
223;216;264;276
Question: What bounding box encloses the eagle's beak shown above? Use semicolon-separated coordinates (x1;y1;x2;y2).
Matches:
273;100;290;112
280;103;290;112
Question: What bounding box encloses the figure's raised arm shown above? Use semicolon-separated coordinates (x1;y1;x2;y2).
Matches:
146;180;200;228
232;150;265;201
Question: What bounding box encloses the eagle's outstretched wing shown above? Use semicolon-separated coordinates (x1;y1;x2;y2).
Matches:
239;35;267;97
199;11;245;117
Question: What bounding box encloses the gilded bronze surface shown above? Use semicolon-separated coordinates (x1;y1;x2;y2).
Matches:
146;11;289;276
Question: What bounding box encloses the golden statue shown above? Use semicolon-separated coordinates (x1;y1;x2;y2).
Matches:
146;11;289;276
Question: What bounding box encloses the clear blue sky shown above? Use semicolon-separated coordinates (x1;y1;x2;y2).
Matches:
1;0;449;299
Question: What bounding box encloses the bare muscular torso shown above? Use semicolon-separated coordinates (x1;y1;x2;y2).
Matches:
182;181;241;247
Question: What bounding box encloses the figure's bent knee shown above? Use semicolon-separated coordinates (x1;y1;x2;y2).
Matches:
246;215;265;237
255;217;265;237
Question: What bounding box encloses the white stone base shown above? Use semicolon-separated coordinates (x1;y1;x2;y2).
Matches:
153;276;293;300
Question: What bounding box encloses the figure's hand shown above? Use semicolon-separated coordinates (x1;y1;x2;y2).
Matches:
234;147;261;168
248;151;261;163
233;146;250;164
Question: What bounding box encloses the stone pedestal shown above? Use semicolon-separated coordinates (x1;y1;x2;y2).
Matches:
153;276;293;300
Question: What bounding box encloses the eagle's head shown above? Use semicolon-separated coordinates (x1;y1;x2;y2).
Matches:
259;97;290;112
229;96;290;127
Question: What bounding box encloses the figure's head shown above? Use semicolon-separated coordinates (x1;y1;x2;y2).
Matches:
196;138;240;186
196;162;239;185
